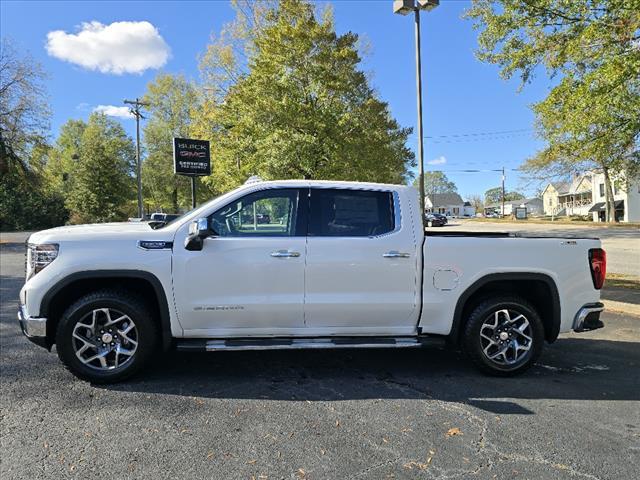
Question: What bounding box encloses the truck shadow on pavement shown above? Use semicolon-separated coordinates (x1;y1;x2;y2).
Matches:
97;337;640;413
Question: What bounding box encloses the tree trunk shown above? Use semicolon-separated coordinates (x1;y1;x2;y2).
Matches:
602;166;616;223
172;186;178;213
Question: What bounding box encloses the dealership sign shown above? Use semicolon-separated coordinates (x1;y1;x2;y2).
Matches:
173;138;211;176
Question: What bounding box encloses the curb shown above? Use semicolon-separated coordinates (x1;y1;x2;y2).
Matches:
603;300;640;317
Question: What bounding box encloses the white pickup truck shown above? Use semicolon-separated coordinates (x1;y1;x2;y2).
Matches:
19;179;606;383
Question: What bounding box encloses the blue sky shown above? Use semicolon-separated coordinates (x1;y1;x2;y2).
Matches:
1;0;552;198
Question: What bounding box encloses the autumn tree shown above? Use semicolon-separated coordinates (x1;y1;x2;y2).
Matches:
466;0;640;222
193;0;415;192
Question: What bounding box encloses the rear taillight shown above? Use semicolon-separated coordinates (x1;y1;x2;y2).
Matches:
589;248;606;290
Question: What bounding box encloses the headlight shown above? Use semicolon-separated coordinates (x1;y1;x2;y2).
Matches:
26;243;59;279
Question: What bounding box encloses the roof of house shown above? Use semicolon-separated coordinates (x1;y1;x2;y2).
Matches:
426;193;465;206
546;174;592;195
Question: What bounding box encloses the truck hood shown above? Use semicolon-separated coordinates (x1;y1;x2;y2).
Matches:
28;222;174;244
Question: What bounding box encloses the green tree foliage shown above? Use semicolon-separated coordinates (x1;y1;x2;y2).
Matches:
466;0;640;221
0;38;68;230
484;186;524;205
42;119;86;197
193;0;415;192
414;171;458;195
141;73;213;212
64;113;136;223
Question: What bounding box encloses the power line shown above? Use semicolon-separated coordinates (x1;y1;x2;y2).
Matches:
424;127;532;139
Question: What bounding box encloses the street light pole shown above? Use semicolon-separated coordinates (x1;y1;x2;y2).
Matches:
414;7;426;224
394;0;439;227
124;98;149;219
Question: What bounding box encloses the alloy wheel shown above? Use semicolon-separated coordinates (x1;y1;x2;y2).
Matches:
71;308;138;370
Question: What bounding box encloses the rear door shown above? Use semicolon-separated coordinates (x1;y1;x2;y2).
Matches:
304;188;419;334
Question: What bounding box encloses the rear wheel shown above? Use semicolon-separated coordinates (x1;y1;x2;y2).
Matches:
462;296;544;376
56;290;158;383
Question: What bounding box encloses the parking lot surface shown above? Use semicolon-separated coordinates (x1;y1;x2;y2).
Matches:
1;242;639;479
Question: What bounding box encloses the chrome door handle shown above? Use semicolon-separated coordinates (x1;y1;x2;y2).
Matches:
383;251;410;258
270;250;301;258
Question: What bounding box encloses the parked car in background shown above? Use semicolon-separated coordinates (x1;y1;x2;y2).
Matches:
425;213;447;227
432;213;448;224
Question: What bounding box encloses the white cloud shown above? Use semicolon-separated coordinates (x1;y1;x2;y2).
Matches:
46;20;170;74
427;156;447;165
94;105;134;119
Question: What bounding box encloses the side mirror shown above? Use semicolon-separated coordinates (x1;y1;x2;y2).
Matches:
184;218;216;251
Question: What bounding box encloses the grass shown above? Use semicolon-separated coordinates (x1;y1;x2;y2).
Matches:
605;273;640;291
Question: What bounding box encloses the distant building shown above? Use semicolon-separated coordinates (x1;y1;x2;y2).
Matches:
588;171;640;223
542;171;640;222
425;193;475;217
542;174;593;217
486;198;544;217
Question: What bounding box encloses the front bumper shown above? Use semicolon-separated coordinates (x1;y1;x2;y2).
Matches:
18;304;49;349
572;302;605;332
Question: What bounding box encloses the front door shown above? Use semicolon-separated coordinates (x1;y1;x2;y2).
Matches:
304;188;419;335
172;188;307;336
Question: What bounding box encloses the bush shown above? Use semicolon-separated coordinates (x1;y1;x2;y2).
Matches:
0;171;69;231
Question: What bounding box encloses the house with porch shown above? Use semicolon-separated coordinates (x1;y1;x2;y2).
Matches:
542;174;593;217
542;170;640;222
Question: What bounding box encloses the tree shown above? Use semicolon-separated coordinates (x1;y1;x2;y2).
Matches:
414;171;458;195
466;194;484;212
466;0;640;222
0;38;50;175
141;74;212;212
192;0;415;192
0;38;68;230
484;186;524;205
64;113;136;223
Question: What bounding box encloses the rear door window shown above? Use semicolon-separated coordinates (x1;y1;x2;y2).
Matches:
308;188;395;237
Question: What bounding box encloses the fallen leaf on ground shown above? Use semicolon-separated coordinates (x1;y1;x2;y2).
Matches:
247;459;257;465
403;461;429;470
296;468;306;478
206;452;215;460
446;427;463;437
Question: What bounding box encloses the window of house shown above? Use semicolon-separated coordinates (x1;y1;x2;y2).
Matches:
308;189;394;237
599;183;605;197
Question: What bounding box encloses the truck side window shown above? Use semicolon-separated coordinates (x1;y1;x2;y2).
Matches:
309;189;395;237
210;189;299;237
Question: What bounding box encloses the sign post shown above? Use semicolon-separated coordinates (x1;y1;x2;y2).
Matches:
173;138;211;209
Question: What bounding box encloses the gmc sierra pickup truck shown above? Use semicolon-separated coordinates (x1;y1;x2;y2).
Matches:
18;179;606;383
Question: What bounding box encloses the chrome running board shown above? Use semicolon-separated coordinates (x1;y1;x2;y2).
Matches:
176;336;432;352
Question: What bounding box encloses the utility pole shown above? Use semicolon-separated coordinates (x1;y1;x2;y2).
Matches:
501;166;505;218
124;98;149;219
394;0;439;227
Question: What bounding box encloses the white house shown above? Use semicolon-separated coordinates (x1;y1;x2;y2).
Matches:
542;174;593;217
542;171;640;222
488;198;544;217
588;171;640;223
425;193;475;217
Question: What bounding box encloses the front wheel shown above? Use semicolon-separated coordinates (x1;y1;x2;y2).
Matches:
462;296;544;376
56;290;158;383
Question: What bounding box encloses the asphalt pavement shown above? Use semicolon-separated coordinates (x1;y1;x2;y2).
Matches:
1;242;639;479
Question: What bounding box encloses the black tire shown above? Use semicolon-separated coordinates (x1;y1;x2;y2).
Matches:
55;290;158;384
462;295;544;376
